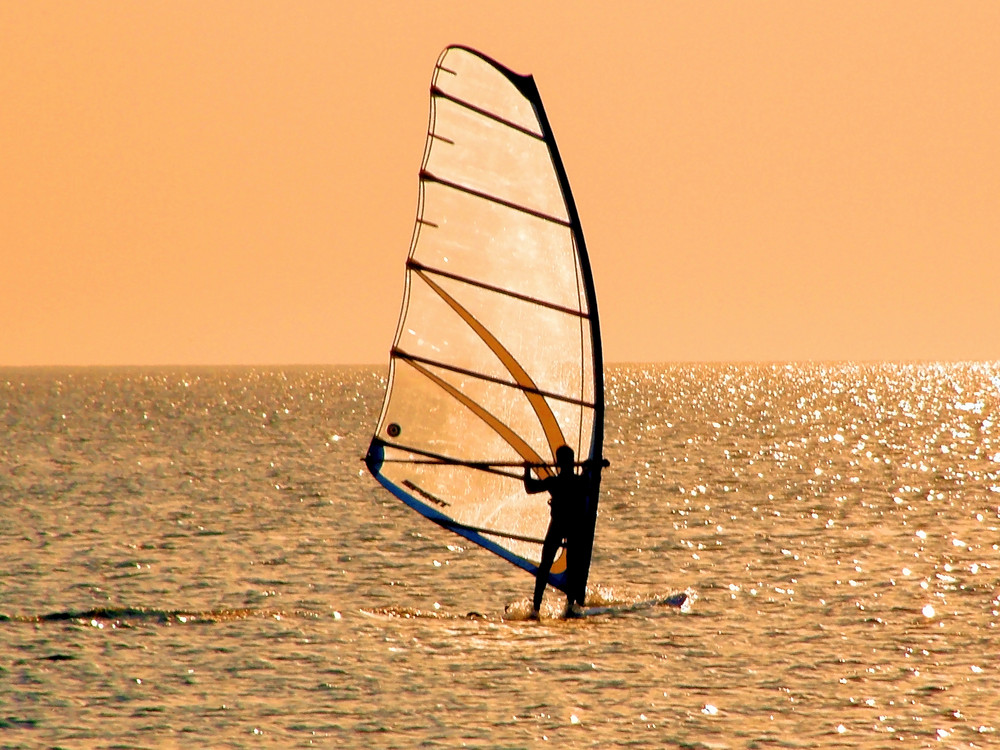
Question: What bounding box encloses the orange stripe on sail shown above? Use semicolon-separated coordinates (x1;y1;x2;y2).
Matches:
413;268;567;462
400;357;552;479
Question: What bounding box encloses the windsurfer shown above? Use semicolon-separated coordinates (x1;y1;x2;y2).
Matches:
523;445;607;618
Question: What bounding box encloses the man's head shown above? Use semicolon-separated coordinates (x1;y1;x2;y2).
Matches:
555;445;575;472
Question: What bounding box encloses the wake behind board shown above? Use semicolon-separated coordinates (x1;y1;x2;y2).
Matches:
512;589;694;620
359;606;492;621
361;590;694;622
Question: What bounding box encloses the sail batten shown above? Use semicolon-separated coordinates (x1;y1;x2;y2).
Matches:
406;260;591;319
419;170;572;227
367;45;604;593
372;441;546;481
430;85;547;141
392;349;596;408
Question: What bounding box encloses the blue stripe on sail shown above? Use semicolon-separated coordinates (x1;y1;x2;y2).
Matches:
365;440;570;593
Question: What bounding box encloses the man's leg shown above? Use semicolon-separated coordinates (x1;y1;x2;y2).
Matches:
566;523;588;608
533;528;562;612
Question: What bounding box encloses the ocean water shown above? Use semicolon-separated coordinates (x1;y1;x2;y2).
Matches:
2;362;998;748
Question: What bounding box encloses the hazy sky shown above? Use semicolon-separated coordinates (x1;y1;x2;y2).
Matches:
3;2;998;366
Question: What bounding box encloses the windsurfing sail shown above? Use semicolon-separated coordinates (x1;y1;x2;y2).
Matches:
365;45;605;596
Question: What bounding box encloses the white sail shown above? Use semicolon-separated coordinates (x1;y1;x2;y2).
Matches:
366;46;604;591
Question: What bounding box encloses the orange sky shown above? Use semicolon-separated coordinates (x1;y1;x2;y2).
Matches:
2;2;998;366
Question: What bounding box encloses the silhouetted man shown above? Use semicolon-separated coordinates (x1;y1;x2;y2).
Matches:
523;445;605;618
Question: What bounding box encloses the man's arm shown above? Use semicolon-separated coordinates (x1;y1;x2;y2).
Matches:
581;457;610;482
523;465;547;494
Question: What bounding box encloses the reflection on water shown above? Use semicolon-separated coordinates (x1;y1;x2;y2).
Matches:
1;363;998;747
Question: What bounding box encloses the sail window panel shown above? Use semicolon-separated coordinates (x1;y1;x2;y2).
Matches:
377;358;461;454
426;96;568;224
394;275;520;385
378;363;557;561
433;47;542;138
414;181;582;312
439;277;588;400
377;460;551;565
396;271;584;399
379;360;526;462
416;358;552;458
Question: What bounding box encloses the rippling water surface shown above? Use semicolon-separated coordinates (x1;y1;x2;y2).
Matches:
2;363;998;747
